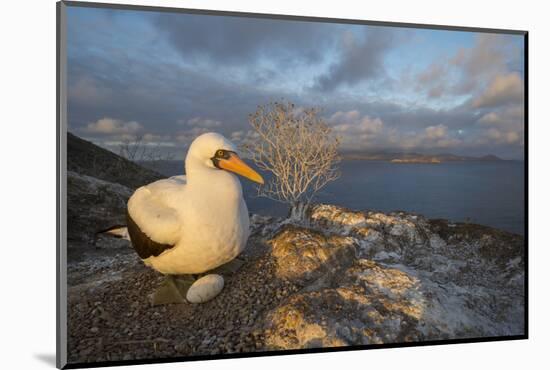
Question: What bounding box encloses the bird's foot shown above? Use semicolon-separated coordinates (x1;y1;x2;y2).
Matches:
150;258;242;305
151;274;196;306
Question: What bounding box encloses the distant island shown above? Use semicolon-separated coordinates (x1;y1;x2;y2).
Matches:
391;158;441;164
342;152;504;163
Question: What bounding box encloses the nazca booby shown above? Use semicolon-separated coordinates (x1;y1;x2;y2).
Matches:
124;132;264;304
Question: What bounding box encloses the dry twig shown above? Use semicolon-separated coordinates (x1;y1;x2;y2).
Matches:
242;101;340;210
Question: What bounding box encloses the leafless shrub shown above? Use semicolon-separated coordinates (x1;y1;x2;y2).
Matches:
118;135;174;164
242;101;341;213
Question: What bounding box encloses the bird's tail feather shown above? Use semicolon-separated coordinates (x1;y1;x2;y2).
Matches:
97;225;131;241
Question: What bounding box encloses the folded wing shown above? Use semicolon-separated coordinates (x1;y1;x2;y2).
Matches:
126;176;186;259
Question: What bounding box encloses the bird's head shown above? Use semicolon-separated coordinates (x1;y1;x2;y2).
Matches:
186;132;264;184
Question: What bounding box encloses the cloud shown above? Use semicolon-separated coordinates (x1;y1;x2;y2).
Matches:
329;110;383;135
389;124;462;150
68;76;111;105
154;13;336;66
175;127;214;145
485;128;522;144
451;34;509;83
66;8;524;159
140;133;176;147
182;117;222;128
415;62;449;98
478;105;523;127
230;131;244;141
327;110;463;151
327;110;385;151
476;104;523;146
102;140;176;148
84;118;143;135
472;72;524;108
424;124;448;139
315;29;395;91
414;34;522;100
229;130;260;146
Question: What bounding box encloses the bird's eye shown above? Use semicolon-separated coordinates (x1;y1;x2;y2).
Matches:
217;150;224;157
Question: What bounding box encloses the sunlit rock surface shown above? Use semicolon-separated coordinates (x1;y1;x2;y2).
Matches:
263;204;525;349
65;134;525;363
270;225;356;283
67;198;524;362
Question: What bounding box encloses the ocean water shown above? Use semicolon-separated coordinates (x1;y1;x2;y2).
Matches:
150;160;525;235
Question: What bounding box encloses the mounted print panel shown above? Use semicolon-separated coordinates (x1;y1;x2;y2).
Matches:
57;1;527;368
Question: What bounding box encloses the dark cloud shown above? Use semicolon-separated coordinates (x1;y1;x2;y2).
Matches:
154;13;338;66
66;8;524;160
415;62;448;98
314;28;395;92
67;52;311;158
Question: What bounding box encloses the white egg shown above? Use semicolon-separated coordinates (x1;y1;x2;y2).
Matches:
186;274;225;303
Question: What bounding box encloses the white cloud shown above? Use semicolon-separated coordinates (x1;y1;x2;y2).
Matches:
478;112;500;125
395;125;461;150
477;100;525;150
230;130;244;141
472;72;524;109
326;111;385;150
413;34;521;102
181;117;222;128
229;130;260;145
451;34;509;81
477;105;523;146
424;124;448;140
327;111;461;151
485;128;522;144
477;105;524;137
175;127;212;144
69;76;111;105
84;118;143;135
329;110;383;135
140;133;176;147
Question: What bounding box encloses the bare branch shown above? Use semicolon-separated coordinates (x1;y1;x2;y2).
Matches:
117;135;174;165
242;101;341;209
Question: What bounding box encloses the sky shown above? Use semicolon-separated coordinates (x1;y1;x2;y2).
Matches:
66;6;525;160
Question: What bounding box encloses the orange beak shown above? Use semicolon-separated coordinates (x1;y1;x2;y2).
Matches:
218;152;264;184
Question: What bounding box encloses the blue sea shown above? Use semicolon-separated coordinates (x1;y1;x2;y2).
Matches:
150;160;525;235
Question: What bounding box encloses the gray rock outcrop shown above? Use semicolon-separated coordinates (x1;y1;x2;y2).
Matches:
263;204;525;349
67;132;163;189
65;134;525;363
67;171;132;245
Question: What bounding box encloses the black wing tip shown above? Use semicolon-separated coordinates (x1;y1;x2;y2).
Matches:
126;210;175;259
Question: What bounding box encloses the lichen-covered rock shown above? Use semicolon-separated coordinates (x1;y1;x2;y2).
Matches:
67;201;525;362
269;225;357;284
263;204;525;350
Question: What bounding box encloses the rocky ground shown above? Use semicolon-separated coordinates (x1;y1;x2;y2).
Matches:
67;203;525;365
65;133;525;366
67;215;296;363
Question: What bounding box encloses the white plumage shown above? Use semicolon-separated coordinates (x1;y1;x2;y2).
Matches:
126;133;262;276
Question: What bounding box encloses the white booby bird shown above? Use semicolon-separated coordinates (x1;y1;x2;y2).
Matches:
123;132;264;304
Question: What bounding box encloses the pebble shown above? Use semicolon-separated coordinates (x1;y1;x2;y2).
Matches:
67;236;293;363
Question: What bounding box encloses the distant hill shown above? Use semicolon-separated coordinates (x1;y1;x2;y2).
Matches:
341;151;504;163
67;132;163;189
